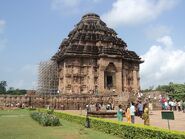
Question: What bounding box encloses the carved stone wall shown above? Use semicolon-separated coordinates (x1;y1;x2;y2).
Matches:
53;13;143;96
0;94;124;110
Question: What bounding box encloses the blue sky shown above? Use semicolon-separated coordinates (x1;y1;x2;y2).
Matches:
0;0;185;90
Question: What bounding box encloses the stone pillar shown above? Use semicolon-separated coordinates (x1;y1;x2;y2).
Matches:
98;67;104;94
58;71;61;92
132;70;137;91
116;71;122;94
136;70;140;90
122;61;129;92
122;68;127;91
115;62;122;94
63;61;66;93
89;66;94;91
132;64;140;92
97;58;106;94
58;63;64;93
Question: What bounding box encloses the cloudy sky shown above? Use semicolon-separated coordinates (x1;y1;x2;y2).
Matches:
0;0;185;89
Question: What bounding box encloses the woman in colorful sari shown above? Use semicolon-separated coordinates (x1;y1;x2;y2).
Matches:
125;104;131;123
142;103;150;126
117;105;123;121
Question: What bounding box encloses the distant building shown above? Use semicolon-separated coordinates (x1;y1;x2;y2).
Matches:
52;13;143;95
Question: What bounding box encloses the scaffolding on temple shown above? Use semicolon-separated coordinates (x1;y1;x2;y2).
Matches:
37;60;58;95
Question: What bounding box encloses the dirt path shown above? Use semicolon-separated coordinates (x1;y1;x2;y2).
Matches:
57;110;185;132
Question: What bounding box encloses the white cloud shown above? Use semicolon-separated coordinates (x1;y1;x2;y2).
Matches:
0;20;6;33
10;80;24;89
52;0;79;9
10;80;37;90
102;0;178;27
0;19;7;52
51;0;104;15
92;0;103;3
51;0;80;15
20;64;37;75
145;25;171;40
157;35;173;47
0;37;7;52
141;36;185;89
6;64;38;89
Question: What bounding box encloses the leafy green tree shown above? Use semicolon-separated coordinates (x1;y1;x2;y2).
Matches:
0;81;7;94
156;82;185;100
6;88;27;95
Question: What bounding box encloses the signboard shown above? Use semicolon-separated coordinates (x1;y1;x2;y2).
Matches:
161;111;175;130
161;111;174;120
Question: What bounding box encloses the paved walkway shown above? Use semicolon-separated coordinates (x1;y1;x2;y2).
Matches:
123;111;185;132
57;110;185;132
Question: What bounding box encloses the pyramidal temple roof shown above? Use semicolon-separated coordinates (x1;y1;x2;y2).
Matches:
52;13;143;63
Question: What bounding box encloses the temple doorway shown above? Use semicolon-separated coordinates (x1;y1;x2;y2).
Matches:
104;63;116;89
107;75;113;87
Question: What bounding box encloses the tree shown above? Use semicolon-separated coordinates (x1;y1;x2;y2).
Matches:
6;88;27;95
156;82;185;101
0;81;7;94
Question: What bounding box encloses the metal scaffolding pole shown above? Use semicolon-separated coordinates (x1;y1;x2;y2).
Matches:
37;60;58;96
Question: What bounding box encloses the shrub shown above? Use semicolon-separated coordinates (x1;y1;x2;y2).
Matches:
47;108;54;115
50;111;185;139
30;112;60;126
28;107;36;111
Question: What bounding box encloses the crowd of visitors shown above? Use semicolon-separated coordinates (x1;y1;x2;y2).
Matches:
117;100;150;126
118;96;185;125
160;97;185;112
116;96;185;126
85;93;185;127
85;98;152;126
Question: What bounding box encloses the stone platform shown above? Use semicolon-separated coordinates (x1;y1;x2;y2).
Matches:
88;111;118;118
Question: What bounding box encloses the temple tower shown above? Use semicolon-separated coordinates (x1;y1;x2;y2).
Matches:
52;13;143;95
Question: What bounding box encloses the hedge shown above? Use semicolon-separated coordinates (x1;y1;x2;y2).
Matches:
38;109;185;139
28;107;36;111
30;112;60;126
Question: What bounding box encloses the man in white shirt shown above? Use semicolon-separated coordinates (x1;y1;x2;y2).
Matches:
130;102;135;124
169;100;173;111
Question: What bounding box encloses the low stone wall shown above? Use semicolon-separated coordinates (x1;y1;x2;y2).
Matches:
0;94;127;110
88;111;118;118
0;91;164;110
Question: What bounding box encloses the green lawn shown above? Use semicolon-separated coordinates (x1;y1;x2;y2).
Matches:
0;109;121;139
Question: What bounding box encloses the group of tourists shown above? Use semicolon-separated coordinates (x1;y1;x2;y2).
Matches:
117;101;150;126
160;97;185;112
85;102;114;113
116;96;185;126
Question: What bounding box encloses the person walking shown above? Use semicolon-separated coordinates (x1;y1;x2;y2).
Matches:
137;101;143;118
130;102;135;124
169;99;173;111
142;103;150;126
174;100;177;111
182;100;185;113
177;101;181;111
125;104;131;123
117;105;123;121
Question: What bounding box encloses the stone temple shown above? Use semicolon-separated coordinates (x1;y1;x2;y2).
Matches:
52;13;143;95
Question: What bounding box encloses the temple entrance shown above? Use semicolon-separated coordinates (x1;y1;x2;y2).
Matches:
107;75;113;87
104;63;116;89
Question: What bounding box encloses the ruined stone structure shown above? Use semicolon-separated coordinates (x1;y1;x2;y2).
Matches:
52;13;143;96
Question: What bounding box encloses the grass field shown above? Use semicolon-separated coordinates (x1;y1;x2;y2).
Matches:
0;109;121;139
